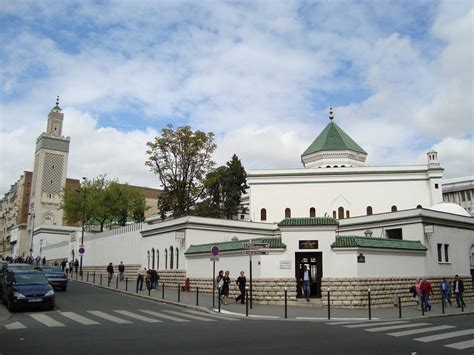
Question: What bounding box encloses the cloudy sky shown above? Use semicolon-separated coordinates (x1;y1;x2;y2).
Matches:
0;0;472;195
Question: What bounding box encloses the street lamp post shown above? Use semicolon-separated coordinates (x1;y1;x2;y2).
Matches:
79;177;86;276
29;210;35;260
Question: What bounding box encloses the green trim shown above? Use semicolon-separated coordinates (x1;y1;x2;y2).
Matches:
185;237;286;255
302;122;366;156
331;236;427;251
278;217;338;227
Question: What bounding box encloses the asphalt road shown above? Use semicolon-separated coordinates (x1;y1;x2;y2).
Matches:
0;281;472;355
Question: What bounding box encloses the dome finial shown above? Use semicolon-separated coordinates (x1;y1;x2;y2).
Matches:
56;95;59;106
329;107;334;121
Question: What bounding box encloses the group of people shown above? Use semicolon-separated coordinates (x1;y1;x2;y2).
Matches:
136;267;160;291
2;255;47;266
215;270;247;305
106;261;126;282
410;275;466;311
60;259;80;274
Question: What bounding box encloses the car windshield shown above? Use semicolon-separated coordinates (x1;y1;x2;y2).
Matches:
14;273;48;285
41;267;63;273
9;265;32;271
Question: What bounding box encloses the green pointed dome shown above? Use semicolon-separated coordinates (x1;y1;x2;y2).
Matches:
302;121;366;157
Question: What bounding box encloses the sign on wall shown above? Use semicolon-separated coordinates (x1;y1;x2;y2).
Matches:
280;260;292;269
357;253;365;263
299;240;319;249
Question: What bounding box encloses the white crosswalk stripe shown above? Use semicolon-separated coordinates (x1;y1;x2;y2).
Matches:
5;322;26;330
30;314;65;327
114;310;161;323
415;329;474;343
164;310;215;322
184;309;240;321
445;339;474;350
58;312;100;325
87;311;132;324
365;323;430;333
139;310;190;322
344;321;408;328
387;325;456;337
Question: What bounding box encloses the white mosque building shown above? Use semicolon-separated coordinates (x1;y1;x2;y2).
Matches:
33;108;473;308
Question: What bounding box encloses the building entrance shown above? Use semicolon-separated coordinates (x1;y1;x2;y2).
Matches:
295;252;322;298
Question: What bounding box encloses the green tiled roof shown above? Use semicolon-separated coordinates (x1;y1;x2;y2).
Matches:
185;237;286;255
331;236;427;251
278;217;338;227
302;122;366;156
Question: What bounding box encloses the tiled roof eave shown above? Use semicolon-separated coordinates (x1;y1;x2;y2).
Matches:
331;246;427;253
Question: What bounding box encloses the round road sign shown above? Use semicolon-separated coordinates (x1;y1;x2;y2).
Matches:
211;246;219;256
79;246;85;256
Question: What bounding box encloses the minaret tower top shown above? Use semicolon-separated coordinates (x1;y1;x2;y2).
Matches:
46;96;64;137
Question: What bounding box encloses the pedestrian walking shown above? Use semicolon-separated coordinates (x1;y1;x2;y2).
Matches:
216;270;224;302
235;271;246;304
150;269;159;289
415;279;423;309
68;260;74;274
420;278;432;311
145;269;152;291
107;262;114;283
453;275;466;308
74;259;79;274
118;261;125;281
65;261;70;276
300;265;312;302
61;259;66;271
137;268;146;291
440;277;452;307
222;271;231;305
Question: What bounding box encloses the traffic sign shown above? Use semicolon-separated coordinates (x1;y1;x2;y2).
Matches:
211;246;219;256
210;257;220;261
242;250;269;255
78;245;85;256
253;243;270;249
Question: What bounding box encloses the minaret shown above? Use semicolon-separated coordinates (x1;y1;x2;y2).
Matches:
29;97;70;229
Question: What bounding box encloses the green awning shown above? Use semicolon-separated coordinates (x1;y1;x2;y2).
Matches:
331;236;427;251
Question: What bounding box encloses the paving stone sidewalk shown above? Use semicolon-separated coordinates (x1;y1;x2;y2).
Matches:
71;274;471;321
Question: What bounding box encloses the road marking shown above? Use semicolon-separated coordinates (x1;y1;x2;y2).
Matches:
365;323;430;332
87;311;132;324
30;314;65;327
344;321;408;328
415;329;474;343
114;310;161;323
388;325;456;337
139;310;190;322
216;309;279;319
5;322;26;330
58;312;100;325
445;339;474;350
164;310;215;322
324;320;372;325
184;309;239;321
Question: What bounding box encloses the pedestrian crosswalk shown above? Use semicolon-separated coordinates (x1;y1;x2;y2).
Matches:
326;319;474;351
3;308;239;331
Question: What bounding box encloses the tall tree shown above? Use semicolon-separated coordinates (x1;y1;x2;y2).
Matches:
145;125;216;219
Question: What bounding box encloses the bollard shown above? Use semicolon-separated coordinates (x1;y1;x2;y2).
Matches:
100;274;102;285
81;271;83;281
245;287;249;317
126;277;128;291
178;284;181;302
398;296;402;318
87;272;89;282
76;271;78;280
116;276;118;289
148;287;151;296
442;296;445;314
218;294;221;313
162;283;165;299
461;300;464;312
368;289;372;320
284;287;288;319
196;287;199;306
93;272;96;284
136;277;139;293
108;276;110;287
328;288;331;320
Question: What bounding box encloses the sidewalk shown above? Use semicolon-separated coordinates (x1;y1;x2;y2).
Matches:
71;275;471;321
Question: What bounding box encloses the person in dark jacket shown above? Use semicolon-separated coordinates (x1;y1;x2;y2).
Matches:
106;262;114;283
74;259;79;274
222;271;231;305
216;270;224;302
118;262;125;281
150;269;159;289
453;275;466;308
235;271;246;304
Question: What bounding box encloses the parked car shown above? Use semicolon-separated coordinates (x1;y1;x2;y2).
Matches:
35;266;68;291
0;263;33;297
2;271;55;312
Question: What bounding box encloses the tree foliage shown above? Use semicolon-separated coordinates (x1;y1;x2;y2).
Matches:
145;125;216;219
193;154;248;219
62;176;147;231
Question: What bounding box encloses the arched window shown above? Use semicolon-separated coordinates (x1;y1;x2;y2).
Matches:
391;205;397;212
260;208;267;221
176;248;179;269
151;248;155;269
309;207;316;217
367;206;373;215
346;210;350;218
285;208;291;219
326;165;331;168
147;251;150;269
164;249;168;270
170;246;174;269
156;250;160;270
338;206;344;219
416;205;422;209
332;211;336;219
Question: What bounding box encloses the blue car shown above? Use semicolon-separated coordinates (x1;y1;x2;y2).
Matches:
2;271;55;312
35;266;68;291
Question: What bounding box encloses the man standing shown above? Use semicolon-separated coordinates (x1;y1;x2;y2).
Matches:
118;261;125;281
453;275;466;308
420;278;432;311
300;265;311;302
137;268;146;291
235;271;246;304
74;259;79;274
107;262;114;284
440;277;452;307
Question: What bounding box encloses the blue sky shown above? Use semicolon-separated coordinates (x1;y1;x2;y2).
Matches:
0;0;472;195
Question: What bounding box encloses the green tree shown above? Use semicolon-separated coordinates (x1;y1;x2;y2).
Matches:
145;125;216;219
